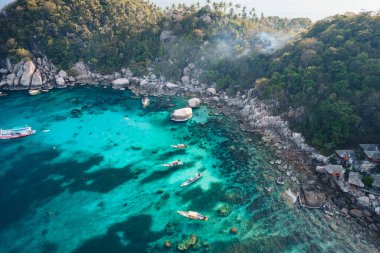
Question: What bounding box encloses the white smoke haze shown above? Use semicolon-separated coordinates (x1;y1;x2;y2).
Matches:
197;30;292;64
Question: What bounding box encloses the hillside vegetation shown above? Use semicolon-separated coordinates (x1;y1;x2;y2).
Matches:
0;0;161;71
260;13;380;150
0;0;310;73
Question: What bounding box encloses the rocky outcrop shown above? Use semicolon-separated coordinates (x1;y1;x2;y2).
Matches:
171;107;192;122
160;30;175;42
357;196;370;207
112;78;129;87
349;209;363;218
303;190;325;208
207;87;216;95
55;76;65;86
31;69;43;87
20;61;36;87
166;82;179;89
69;61;90;82
58;70;67;78
6;73;15;86
188;98;201;108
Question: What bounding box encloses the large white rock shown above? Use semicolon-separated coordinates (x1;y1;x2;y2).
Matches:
58;70;67;78
181;76;190;85
6;73;15;86
171;107;192;122
188;98;202;108
356;196;370;207
70;62;88;80
13;60;24;76
55;76;65;86
166;82;179;89
20;61;36;87
6;58;12;72
207;87;217;95
112;78;129;86
31;69;43;87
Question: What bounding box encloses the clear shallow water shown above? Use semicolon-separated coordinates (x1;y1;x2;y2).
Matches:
0;87;377;253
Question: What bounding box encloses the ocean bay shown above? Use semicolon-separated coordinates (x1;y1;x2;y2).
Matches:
0;87;376;253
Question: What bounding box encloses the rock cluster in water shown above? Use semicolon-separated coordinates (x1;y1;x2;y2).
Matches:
177;234;197;251
217;203;232;217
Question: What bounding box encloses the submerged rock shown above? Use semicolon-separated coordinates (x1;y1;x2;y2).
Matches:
217;203;232;217
230;227;238;234
165;240;171;248
171;107;192;122
177;234;197;251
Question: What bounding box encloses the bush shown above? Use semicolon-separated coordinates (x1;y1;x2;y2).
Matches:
361;175;374;188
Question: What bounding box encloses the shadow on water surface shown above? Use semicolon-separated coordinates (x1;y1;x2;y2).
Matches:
179;183;224;212
0;149;135;230
72;214;163;253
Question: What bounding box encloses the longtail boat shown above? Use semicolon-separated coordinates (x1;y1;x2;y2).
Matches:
181;173;202;187
162;160;183;167
177;211;208;221
171;144;188;149
0;126;36;140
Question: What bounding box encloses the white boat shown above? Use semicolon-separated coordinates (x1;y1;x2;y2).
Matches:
0;126;36;140
177;211;208;221
171;144;188;149
162;160;183;167
181;173;202;187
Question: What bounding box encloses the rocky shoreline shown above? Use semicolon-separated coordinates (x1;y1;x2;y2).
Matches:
1;57;379;248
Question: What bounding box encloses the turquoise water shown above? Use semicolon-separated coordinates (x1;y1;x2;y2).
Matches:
0;87;377;253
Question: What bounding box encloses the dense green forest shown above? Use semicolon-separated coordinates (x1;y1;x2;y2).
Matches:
0;0;310;72
260;13;380;151
0;1;379;150
0;0;161;71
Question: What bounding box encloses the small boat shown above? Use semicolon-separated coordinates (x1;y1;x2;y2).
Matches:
177;211;208;221
171;144;188;149
181;173;202;187
28;90;41;96
42;130;51;133
0;126;36;140
276;176;286;185
141;96;150;107
162;160;183;167
0;91;7;97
